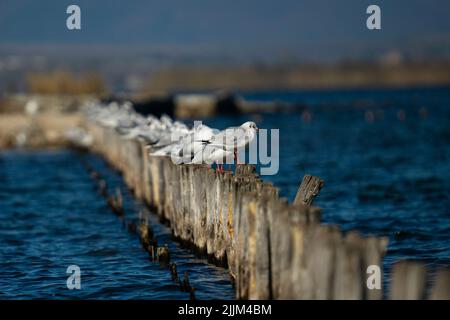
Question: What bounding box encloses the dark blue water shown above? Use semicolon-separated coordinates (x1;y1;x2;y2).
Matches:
0;150;234;299
206;87;450;274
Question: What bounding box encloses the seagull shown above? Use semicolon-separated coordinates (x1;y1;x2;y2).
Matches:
85;100;259;173
189;121;258;172
208;121;258;150
151;123;215;164
191;144;233;173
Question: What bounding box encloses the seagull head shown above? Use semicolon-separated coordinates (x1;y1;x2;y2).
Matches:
241;121;259;132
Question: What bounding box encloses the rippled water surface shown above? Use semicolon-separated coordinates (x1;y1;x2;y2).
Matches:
0;150;234;299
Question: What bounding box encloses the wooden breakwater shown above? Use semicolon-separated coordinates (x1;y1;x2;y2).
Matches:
84;120;449;300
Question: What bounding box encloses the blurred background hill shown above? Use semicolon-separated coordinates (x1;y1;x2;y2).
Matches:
1;0;450;97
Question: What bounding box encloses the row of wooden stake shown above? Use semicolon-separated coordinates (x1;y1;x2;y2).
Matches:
83;120;449;300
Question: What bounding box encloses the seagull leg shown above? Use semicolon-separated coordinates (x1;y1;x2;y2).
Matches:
234;147;242;172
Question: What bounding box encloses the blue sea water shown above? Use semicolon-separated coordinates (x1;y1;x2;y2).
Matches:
0;150;234;299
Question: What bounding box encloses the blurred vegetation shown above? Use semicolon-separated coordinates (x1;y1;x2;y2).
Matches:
140;61;450;97
26;70;106;95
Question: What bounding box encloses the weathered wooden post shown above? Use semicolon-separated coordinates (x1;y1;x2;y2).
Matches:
333;231;365;299
98;179;108;197
268;199;292;299
294;174;324;206
247;182;278;299
170;263;178;281
138;219;154;251
235;191;257;299
363;236;389;299
390;261;426;300
180;271;192;292
141;142;151;205
430;268;450;299
235;164;256;175
191;164;209;253
107;187;124;216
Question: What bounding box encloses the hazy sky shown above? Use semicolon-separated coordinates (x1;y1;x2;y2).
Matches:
1;0;450;61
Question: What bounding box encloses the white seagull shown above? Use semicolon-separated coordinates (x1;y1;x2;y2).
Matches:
190;121;258;172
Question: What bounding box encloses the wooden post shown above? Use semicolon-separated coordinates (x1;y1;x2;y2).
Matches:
141;143;149;204
294;174;324;206
235;192;257;299
268;199;290;299
170;263;178;281
333;231;364;299
390;261;426;300
430;268;450;300
236;164;256;175
157;245;170;267
191;164;209;253
248;183;278;299
363;236;389;300
138;216;154;251
180;271;192;292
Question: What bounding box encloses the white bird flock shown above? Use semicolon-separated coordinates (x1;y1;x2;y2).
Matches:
84;101;258;172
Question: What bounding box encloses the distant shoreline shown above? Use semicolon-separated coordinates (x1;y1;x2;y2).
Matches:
142;62;450;97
